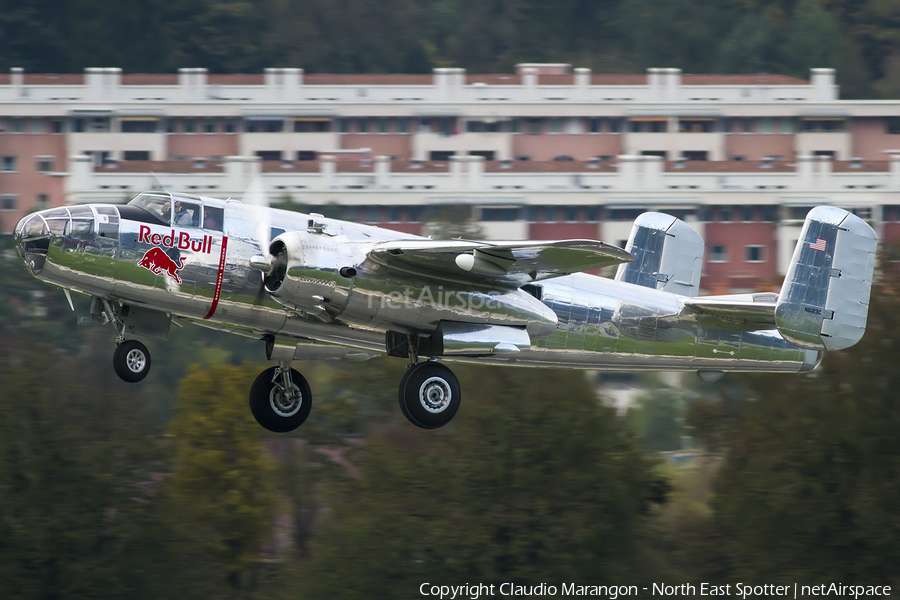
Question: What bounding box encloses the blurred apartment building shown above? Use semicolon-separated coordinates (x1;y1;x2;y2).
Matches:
2;63;900;291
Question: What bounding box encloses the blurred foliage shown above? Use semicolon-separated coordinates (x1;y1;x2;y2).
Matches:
627;379;688;452
294;365;669;598
168;363;278;593
0;0;899;96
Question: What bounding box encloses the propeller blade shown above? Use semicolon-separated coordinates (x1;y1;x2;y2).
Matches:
241;176;272;255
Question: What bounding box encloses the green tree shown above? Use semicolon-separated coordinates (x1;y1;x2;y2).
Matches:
296;365;668;598
708;275;900;582
167;362;277;593
0;345;213;598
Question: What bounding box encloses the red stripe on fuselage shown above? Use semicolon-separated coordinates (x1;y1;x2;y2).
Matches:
203;236;228;320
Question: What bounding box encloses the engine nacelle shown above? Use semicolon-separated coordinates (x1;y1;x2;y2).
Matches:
263;231;361;317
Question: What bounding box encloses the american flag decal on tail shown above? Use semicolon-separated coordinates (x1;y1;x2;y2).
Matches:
809;238;827;252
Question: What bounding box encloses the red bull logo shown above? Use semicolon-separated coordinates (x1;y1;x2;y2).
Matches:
138;247;186;283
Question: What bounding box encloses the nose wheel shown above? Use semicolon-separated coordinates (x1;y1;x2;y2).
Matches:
398;362;461;429
113;339;152;383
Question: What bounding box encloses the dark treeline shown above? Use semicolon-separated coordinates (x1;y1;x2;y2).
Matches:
3;236;900;595
2;0;900;96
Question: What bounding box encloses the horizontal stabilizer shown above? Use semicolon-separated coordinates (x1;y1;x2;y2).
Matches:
684;293;778;329
365;239;632;288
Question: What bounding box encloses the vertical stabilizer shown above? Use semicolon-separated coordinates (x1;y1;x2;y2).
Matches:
775;207;876;351
614;212;704;297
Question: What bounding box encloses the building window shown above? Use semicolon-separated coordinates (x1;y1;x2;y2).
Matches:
1;156;17;172
429;151;454;161
548;118;561;133
255;151;282;161
801;118;844;132
718;206;732;222
745;245;765;262
398;118;409;133
184;118;195;133
741;118;755;133
527;118;541;135
36;156;54;172
741;206;755;222
123;151;150;161
36;193;48;209
679;119;714;133
481;207;520;221
203;119;215;133
469;150;494;161
357;118;369;133
52;119;65;134
887;117;900;135
682;151;708;161
588;118;601;133
121;119;158;133
709;245;728;262
296;151;317;161
1;194;16;210
224;119;236;133
378;118;389;133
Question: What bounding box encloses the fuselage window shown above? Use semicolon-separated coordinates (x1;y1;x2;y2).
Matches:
203;206;224;232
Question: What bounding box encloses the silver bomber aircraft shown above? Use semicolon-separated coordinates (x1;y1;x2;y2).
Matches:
13;191;877;432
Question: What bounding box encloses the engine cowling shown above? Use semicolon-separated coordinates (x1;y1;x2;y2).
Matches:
263;231;360;317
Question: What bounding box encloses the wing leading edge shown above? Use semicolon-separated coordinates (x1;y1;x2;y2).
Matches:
364;239;633;287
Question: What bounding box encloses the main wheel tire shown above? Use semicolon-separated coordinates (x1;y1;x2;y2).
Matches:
397;363;424;428
113;340;151;383
249;366;312;433
400;362;461;429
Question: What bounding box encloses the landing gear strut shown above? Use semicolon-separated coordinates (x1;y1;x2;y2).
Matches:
249;362;312;433
398;361;461;429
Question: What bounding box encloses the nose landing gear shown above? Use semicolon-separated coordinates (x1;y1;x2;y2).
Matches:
113;339;152;383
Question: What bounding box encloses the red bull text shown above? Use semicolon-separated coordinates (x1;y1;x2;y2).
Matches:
138;225;215;254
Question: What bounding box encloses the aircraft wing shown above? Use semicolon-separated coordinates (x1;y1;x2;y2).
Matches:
363;239;633;287
683;294;778;330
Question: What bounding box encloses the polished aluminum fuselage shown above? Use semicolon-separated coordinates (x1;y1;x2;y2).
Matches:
15;195;819;374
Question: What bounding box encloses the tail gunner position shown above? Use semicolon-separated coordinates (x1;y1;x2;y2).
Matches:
14;192;877;432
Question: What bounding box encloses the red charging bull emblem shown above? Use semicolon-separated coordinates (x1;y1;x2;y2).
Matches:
138;247;186;283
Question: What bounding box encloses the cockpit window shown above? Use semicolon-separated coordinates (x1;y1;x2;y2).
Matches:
129;193;173;224
44;207;70;235
173;200;201;227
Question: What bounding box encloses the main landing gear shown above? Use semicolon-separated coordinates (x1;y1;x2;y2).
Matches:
245;357;461;433
397;336;461;429
248;363;312;433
